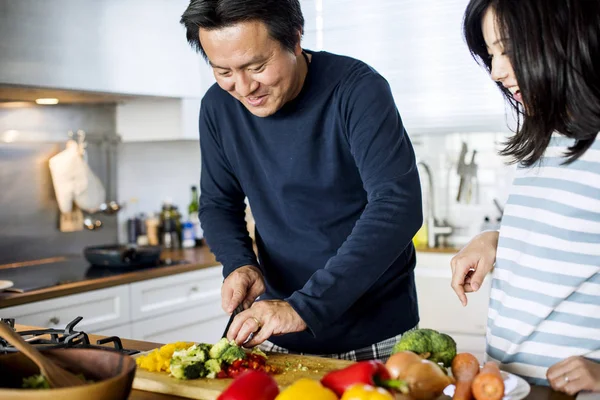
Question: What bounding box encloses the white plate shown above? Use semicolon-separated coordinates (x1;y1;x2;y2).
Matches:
0;280;14;291
444;371;531;400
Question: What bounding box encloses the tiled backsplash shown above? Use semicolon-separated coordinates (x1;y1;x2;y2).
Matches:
413;131;516;246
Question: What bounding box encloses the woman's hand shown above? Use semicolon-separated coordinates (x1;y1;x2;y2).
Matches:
548;356;600;395
450;230;499;306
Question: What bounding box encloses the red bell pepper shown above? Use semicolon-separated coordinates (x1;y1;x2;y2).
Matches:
321;360;408;397
217;369;280;400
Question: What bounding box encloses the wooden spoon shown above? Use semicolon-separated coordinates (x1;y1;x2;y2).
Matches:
0;322;86;388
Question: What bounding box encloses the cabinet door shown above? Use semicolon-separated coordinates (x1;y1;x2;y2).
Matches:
0;286;130;332
131;301;228;344
0;0;203;98
116;97;202;142
129;266;223;322
414;253;491;336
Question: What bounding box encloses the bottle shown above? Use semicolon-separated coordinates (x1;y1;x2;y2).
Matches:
136;213;149;246
182;220;195;248
146;213;160;246
188;186;204;246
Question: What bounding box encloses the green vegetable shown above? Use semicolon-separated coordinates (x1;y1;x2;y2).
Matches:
170;357;207;380
21;373;93;389
220;345;247;364
393;330;433;355
22;374;50;389
209;337;233;360
428;333;457;367
204;359;222;379
393;329;457;367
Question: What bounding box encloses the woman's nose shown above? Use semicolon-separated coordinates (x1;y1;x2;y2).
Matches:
490;56;510;83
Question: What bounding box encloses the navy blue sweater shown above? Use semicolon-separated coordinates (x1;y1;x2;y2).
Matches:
199;50;422;354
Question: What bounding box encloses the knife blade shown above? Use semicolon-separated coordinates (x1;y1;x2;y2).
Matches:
222;304;245;339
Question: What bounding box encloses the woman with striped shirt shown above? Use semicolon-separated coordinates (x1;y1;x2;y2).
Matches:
450;0;600;395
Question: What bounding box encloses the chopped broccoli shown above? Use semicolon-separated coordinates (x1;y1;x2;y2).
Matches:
393;329;433;355
220;345;247;364
429;333;457;367
22;374;50;389
170;356;207;380
204;359;222;379
209;337;233;359
187;344;210;362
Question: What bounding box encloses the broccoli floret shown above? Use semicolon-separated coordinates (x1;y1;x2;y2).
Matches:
209;337;233;359
429;333;457;367
393;329;433;355
170;357;206;380
204;359;223;379
187;344;210;362
220;345;247;364
22;374;50;389
393;329;458;367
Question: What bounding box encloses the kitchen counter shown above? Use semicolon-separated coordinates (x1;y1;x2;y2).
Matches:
9;324;577;400
0;247;220;308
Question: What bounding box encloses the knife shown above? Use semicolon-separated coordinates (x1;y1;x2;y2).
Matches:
222;304;245;339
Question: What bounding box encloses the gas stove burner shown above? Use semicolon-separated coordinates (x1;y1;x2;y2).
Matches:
0;316;139;356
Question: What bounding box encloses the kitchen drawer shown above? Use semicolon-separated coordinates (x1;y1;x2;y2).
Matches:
130;266;223;321
92;323;133;340
0;286;130;332
130;301;229;344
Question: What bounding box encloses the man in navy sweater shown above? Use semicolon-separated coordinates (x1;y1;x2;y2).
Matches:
181;0;423;360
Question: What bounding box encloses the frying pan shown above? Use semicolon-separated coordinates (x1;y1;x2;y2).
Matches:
83;245;162;268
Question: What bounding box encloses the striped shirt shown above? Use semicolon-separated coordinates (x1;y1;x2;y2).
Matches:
487;134;600;386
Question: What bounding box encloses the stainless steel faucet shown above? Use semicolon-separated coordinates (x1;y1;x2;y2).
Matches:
417;160;453;248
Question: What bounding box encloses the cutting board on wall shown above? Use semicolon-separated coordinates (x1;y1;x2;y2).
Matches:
132;352;353;400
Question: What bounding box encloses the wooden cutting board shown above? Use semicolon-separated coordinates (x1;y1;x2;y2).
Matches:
132;352;353;400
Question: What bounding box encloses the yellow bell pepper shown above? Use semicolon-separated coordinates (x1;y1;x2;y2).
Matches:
275;378;338;400
340;384;395;400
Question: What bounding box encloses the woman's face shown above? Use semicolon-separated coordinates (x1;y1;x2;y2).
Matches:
482;7;523;104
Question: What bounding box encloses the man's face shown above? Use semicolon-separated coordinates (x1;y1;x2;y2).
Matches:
200;21;303;117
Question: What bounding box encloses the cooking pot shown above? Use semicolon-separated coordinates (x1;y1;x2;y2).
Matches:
83;245;162;268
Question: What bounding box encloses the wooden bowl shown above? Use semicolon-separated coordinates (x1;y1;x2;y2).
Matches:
0;348;136;400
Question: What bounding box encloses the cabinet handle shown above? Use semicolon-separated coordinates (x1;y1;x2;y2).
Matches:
49;317;60;325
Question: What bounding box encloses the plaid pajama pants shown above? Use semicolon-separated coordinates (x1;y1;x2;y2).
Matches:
259;325;417;362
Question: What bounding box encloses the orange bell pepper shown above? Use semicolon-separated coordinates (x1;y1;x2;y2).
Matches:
340;384;395;400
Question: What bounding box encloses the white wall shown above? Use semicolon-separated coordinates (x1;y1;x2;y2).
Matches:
117;140;201;242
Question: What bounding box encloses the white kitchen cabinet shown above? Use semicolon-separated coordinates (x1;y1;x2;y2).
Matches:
0;0;206;98
128;265;227;343
414;252;490;361
131;301;229;344
92;323;133;340
0;286;131;333
116;97;202;142
129;266;223;321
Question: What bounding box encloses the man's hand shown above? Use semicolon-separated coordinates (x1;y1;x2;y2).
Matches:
226;300;307;347
547;356;600;395
450;230;499;306
221;265;265;314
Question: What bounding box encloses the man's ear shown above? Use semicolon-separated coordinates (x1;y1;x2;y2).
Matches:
293;30;303;55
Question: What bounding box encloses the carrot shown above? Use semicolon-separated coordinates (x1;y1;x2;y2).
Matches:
471;362;505;400
451;353;480;400
454;380;474;400
452;353;480;382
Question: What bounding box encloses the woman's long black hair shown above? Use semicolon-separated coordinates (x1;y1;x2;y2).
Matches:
463;0;600;165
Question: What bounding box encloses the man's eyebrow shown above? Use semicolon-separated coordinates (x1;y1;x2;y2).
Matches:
209;56;267;70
